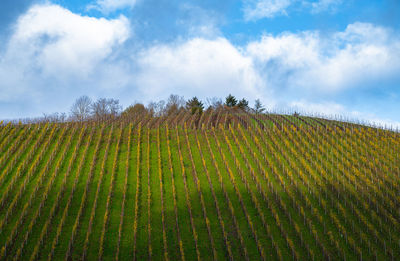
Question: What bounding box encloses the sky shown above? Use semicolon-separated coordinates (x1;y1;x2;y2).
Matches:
0;0;399;127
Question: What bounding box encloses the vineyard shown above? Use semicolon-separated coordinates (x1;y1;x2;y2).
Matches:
0;109;399;260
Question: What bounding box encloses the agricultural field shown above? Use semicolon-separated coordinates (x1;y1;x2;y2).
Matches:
0;110;399;260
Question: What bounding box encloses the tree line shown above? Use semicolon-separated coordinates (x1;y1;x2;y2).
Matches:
69;94;266;122
3;94;266;124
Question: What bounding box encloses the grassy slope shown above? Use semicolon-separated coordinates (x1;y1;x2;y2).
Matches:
0;113;399;261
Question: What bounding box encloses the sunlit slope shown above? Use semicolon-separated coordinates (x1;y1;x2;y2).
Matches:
0;112;399;260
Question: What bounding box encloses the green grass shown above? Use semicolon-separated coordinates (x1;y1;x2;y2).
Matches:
0;112;399;261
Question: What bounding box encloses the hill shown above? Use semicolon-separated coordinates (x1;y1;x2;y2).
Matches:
0;110;399;260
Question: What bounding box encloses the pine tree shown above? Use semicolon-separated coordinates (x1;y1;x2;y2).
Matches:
237;98;249;111
225;94;237;107
186;96;204;114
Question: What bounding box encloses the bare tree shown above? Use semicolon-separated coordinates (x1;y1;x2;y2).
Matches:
91;98;108;120
70;95;92;121
147;101;157;117
253;99;265;114
108;99;122;116
42;112;67;123
165;94;185;116
91;98;122;120
205;97;223;109
59;112;67;122
147;100;165;117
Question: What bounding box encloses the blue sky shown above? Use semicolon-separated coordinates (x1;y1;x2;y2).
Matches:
0;0;399;126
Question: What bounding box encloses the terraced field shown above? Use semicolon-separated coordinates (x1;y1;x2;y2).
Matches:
0;110;399;260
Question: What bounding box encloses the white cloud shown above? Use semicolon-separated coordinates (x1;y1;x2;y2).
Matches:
87;0;137;14
246;22;400;93
5;4;129;78
309;0;342;13
134;37;273;106
178;4;222;39
288;100;347;116
0;4;131;114
244;0;343;20
244;0;292;20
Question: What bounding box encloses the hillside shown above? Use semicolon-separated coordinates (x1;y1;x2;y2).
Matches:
0;110;399;260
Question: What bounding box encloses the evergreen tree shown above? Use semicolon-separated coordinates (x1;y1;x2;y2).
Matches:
237;98;249;111
186;97;204;114
225;94;237;107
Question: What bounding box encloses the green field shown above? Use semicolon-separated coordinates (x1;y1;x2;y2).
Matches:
0;111;399;260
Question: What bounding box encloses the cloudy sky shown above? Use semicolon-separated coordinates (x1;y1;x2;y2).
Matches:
0;0;399;126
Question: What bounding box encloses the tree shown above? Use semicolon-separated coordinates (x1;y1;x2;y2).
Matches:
42;112;67;123
165;94;185;116
205;97;223;109
108;99;122;116
253;99;265;114
225;94;237;107
91;98;122;120
237;98;249;111
70;95;92;121
148;100;166;117
91;98;108;119
186;97;204;114
122;103;148;118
